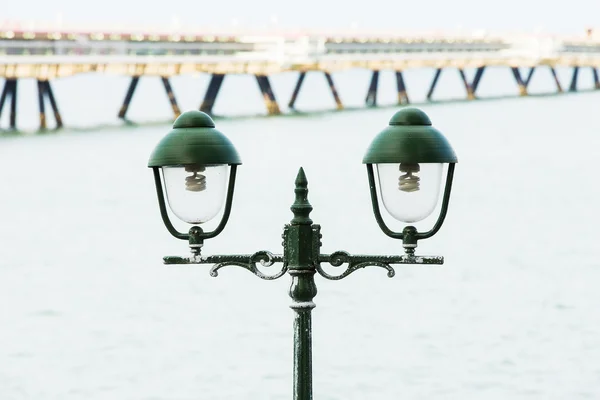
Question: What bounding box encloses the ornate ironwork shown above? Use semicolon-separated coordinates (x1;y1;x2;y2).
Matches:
316;251;395;279
316;251;443;280
164;251;287;280
159;166;449;400
210;251;287;280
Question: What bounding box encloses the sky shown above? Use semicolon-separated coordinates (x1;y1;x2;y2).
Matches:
2;0;600;35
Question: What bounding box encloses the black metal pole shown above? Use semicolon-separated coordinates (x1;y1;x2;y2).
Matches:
287;168;317;400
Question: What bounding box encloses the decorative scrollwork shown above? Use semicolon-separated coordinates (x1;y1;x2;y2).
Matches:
209;251;287;280
316;251;396;280
315;251;443;280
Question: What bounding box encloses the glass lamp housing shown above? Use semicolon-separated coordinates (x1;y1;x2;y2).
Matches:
376;162;443;223
363;107;457;230
162;164;229;224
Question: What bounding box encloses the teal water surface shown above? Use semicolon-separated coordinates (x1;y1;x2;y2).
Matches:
1;72;599;399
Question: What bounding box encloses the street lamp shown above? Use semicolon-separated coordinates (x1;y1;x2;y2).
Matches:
148;107;457;400
362;107;457;256
148;111;241;249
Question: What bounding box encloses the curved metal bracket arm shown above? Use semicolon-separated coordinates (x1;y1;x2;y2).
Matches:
316;251;443;280
152;165;238;242
163;251;287;280
366;164;404;239
201;165;238;240
415;163;455;240
366;163;456;242
153;168;189;240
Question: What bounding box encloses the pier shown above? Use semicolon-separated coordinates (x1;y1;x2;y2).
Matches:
2;22;600;129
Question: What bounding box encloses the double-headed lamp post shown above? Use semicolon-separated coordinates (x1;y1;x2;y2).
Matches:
148;108;457;400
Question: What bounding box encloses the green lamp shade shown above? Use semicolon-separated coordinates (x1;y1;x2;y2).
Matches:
148;111;242;167
362;108;457;164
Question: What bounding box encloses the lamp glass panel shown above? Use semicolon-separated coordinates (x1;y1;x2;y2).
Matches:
376;163;443;223
163;164;228;224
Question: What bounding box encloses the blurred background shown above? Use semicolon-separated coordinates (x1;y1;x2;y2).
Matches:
1;1;600;399
2;0;600;34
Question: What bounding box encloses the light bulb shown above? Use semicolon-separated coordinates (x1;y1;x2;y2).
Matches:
163;164;228;224
398;163;420;192
185;165;207;192
377;163;443;223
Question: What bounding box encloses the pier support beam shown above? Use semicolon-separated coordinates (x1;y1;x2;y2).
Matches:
10;79;17;129
592;68;600;89
118;76;182;120
0;79;18;130
395;71;410;104
511;67;535;96
289;72;344;111
458;67;485;100
288;72;306;109
255;75;281;115
426;68;442;101
161;77;181;119
472;66;486;97
37;80;47;130
118;76;140;119
458;69;473;100
549;67;563;93
0;80;8;119
34;80;64;130
324;72;343;110
569;66;579;92
510;68;525;95
44;81;63;128
200;73;225;115
365;70;380;107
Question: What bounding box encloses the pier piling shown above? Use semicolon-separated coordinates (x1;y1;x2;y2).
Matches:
37;80;47;130
395;71;410;104
459;66;485;100
365;70;380;107
473;67;486;95
549;67;563;92
592;68;600;89
199;73;225;115
569;66;580;92
511;67;535;96
118;76;181;120
0;80;9;120
161;77;181;118
458;67;486;100
324;72;343;110
426;68;442;101
44;81;63;128
255;75;281;115
9;79;17;129
34;80;64;130
458;69;472;99
0;79;16;129
118;76;140;119
525;67;536;88
255;76;270;113
511;67;525;95
288;72;306;109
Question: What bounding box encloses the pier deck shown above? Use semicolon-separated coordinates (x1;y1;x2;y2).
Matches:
1;23;600;129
